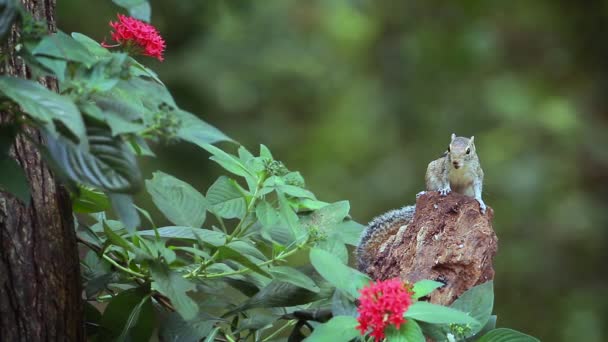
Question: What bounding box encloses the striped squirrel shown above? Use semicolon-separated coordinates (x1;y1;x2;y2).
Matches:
356;133;486;271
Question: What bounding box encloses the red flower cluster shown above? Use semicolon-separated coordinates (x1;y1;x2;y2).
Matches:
102;14;165;61
356;278;413;341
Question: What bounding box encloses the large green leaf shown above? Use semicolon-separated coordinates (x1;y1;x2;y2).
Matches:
0;77;85;139
176;110;233;147
476;328;540;342
98;287;155;342
44;125;142;193
412;280;444;299
108;193;140;232
206;176;246;219
112;0;151;22
300;201;350;230
450;281;494;336
303;316;360;342
146;171;207;227
32;31;95;67
405;301;479;325
385;320;425;342
150;262;199;320
159;312;217;342
71;32;111;58
309;247;370;298
0;158;29;202
269;266;320;293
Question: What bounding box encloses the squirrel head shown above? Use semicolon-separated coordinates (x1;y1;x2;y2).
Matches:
447;133;476;169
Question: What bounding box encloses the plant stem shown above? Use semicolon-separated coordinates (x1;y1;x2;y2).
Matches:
102;254;146;278
186;172;267;279
193;243;303;279
261;320;297;342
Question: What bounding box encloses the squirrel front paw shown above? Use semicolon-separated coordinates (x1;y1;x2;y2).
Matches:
416;191;427;199
477;198;487;214
438;187;451;196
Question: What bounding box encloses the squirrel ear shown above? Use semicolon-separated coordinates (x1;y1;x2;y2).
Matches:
451;133;456;141
470;136;475;144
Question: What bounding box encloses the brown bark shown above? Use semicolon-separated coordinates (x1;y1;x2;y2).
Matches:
364;192;498;306
0;1;84;341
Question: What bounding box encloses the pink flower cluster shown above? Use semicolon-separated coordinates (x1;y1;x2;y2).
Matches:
102;14;165;61
356;278;414;341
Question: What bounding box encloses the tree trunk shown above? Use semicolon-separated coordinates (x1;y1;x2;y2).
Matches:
0;1;84;341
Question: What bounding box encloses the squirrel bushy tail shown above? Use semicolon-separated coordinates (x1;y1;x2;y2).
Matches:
356;205;415;271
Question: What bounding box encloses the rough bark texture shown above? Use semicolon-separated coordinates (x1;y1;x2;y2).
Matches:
0;1;84;341
364;192;498;306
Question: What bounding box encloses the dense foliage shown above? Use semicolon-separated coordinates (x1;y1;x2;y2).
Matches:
0;1;564;341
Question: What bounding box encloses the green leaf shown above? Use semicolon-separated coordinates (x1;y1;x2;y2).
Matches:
102;220;148;259
176;110;233;147
450;281;494;336
201;144;252;178
137;226;227;246
303;316;360;342
146;171;207;227
277;190;307;243
405;301;479;325
309;247;370;298
256;201;280;228
150;262;199;320
269;266;320;293
476;328;540;342
331;289;357;317
0;77;85;139
229;280;326;314
204;327;220;342
112;0;151;22
476;315;497;338
333;220;365;246
315;237;348;264
71;32;111;58
0;158;30;202
109;193;140;232
412;280;444;299
0;0;18;43
217;245;271;278
159;312;217;342
98;287;155;342
44;126;142;193
32;31;95;67
72;185;110;213
227;240;267;261
259;144;273;159
117;293;153;341
300;200;350;231
385;320;425;342
206;176;247;219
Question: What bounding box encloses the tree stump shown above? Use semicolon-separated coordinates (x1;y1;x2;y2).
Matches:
363;192;498;306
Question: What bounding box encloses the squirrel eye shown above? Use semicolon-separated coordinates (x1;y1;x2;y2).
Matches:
466;147;471;154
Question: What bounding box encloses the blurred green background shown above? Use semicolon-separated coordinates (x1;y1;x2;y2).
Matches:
58;1;608;340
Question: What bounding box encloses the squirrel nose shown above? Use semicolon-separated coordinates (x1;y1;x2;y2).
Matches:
452;161;460;169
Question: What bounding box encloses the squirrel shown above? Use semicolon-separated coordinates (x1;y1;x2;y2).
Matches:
356;133;486;271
